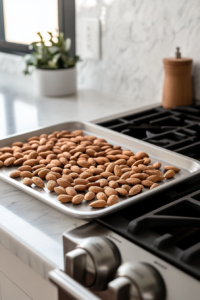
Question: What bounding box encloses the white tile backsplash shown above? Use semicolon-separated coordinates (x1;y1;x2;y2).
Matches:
1;0;200;102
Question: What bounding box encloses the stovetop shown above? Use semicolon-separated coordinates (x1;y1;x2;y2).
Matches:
98;105;200;160
97;104;200;281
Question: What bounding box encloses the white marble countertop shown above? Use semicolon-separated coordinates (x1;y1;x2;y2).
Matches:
0;72;160;280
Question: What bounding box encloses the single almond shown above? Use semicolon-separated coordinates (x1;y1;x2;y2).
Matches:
27;151;38;160
164;166;180;173
79;171;93;179
87;175;102;182
114;165;123;177
85;192;95;201
141;180;154;187
47;180;58;192
77;160;90;168
121;184;131;191
116;179;128;185
135;152;149;159
153;162;162;169
150;183;159;190
57;195;73;203
23;159;39;166
116;188;128;196
96;192;107;201
98;179;108;187
51;167;63;173
18;165;32;172
106;163;115;173
72;194;84;205
89;186;103;194
126;178;141;185
104;187;118;197
109;181;119;189
89;200;107;208
38;169;50;179
74;178;89;185
54;186;67;195
57;178;71;188
23;177;33;186
0;153;13;161
74;185;87;191
13;158;26;166
133;159;144;166
101;172;113;178
46;173;57;181
164;170;175;179
32;177;45;188
10;170;21;178
147;175;165;182
121;171;131;180
4;157;16;166
108;176;120;181
143;157;151;165
144;170;163;176
131;173;148;180
107;195;119;206
129;185;142;196
20;171;33;178
86;182;100;188
66;187;77;197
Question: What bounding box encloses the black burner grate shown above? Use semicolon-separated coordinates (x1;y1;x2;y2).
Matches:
98;105;200;160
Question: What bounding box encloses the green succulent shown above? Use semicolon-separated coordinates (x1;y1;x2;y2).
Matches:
24;32;80;75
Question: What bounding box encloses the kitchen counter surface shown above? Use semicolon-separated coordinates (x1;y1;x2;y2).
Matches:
0;72;160;280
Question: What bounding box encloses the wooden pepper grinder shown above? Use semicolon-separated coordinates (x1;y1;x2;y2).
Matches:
162;47;193;109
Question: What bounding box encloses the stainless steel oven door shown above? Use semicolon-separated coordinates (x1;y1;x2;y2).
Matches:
49;269;101;300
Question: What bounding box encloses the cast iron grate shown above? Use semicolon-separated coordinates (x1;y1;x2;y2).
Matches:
98;105;200;160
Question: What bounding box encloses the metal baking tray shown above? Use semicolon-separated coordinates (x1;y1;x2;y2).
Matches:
0;121;200;220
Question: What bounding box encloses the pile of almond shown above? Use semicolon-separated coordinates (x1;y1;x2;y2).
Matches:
0;129;181;209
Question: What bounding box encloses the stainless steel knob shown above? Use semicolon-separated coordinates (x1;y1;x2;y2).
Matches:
65;237;121;290
108;262;166;300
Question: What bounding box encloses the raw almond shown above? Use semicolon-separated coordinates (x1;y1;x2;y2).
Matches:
28;151;38;160
147;175;165;182
47;180;58;191
116;179;128;185
23;178;33;186
101;172;113;178
66;187;77;197
10;170;21;178
150;183;159;190
108;176;120;181
126;178;141;185
74;178;89;185
4;157;16;166
57;178;71;188
89;186;103;194
13;158;26;166
133;159;144;166
23;159;39;166
46;173;57;181
153;162;162;169
114;159;126;166
72;194;84;205
20;171;33;178
51;167;63;173
18;165;32;172
123;150;134;156
87;175;102;182
164;166;180;173
129;185;143;196
85;192;95;201
143;157;151;165
54;186;66;194
89;200;107;208
79;171;93;179
107;195;119;206
116;188;128;196
98;179;108;187
77;160;90;168
121;184;131;191
144;170;163;176
106;163;115;173
38;169;50;179
121;172;131;180
97;192;107;201
57;195;73;203
141;180;154;187
131;173;148;180
32;177;45;188
0;153;13;161
114;165;123;177
86;182;100;188
135;152;149;159
74;185;87;191
164;170;175;179
104;187;118;197
109;181;119;189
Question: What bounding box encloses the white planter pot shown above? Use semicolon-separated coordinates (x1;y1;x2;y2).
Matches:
35;68;77;97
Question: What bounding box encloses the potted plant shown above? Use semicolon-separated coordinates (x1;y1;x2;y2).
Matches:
24;32;80;97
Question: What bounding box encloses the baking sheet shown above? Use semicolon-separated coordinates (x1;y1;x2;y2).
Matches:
0;121;200;220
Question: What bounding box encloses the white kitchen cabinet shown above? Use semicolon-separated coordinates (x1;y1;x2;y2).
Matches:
0;244;58;300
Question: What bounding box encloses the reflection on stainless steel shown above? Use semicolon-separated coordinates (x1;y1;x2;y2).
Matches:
65;237;121;290
108;262;166;300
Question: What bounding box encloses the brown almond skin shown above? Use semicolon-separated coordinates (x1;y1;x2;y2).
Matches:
164;166;180;173
57;195;73;203
97;192;108;201
121;172;131;180
98;179;108;187
10;170;21;178
106;163;115;173
89;200;107;208
131;173;148;180
133;159;144;166
54;186;67;195
121;184;131;191
135;152;149;159
89;186;103;194
164;170;175;179
32;177;45;188
132;166;141;173
74;178;89;185
86;182;100;188
47;180;58;192
46;173;57;181
23;178;33;186
107;195;119;206
126;178;141;185
51;167;63;173
150;183;159;190
4;157;16;166
66;187;77;197
129;185;142;196
143;157;151;165
101;172;113;178
74;185;87;191
109;181;119;189
141;180;154;187
57;178;71;188
38;169;50;179
79;171;93;179
13;158;26;166
114;165;123;177
23;159;39;166
0;160;3;167
0;153;13;161
104;187;118;197
153;162;162;169
85;192;95;201
18;165;32;172
20;171;33;178
87;175;102;182
147;175;165;182
116;188;128;196
72;194;84;205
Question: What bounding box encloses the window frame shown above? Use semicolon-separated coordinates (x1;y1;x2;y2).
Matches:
0;0;75;56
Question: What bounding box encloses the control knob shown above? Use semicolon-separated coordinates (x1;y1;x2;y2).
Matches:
65;237;121;290
108;262;166;300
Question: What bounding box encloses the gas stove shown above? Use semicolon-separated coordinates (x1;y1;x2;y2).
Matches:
49;104;200;300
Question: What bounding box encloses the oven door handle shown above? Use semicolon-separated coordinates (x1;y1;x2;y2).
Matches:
49;269;101;300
